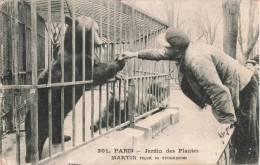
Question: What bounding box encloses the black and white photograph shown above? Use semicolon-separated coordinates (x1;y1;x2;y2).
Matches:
0;0;259;164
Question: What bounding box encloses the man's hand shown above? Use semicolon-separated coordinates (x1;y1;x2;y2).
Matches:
218;123;231;138
120;51;138;60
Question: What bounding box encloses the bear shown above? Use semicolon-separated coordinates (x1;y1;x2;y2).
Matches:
25;16;126;162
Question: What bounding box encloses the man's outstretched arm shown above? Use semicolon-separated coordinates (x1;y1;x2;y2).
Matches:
122;49;168;61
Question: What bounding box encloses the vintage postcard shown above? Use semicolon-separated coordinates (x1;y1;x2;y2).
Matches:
0;0;259;164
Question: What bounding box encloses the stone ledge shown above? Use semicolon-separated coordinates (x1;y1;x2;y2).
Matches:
134;108;179;138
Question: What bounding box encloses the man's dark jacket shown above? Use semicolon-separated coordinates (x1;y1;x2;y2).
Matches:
137;43;253;124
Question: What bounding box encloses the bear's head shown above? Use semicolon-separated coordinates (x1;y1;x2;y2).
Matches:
64;16;102;55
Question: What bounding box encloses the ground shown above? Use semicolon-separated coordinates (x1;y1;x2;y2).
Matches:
116;89;231;164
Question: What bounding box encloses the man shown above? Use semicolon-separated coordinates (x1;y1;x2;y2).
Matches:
122;27;259;164
246;59;259;83
246;59;257;72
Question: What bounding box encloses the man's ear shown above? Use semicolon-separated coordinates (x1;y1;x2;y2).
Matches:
65;15;79;27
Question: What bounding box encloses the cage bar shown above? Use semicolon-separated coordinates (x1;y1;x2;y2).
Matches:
112;0;116;128
98;0;103;135
106;0;110;132
118;1;122;126
81;0;86;142
30;0;39;163
47;0;53;157
60;0;65;151
72;0;76;147
12;0;21;164
90;0;95;138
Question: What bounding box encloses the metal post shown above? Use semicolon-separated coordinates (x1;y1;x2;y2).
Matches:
47;0;53;157
0;80;3;155
72;0;76;146
128;7;136;126
118;1;123;125
144;15;148;113
60;0;65;151
112;0;116;128
91;0;95;138
82;0;86;142
98;0;103;135
136;11;141;116
30;0;39;163
141;13;145;115
12;1;20;164
106;0;110;132
128;80;136;126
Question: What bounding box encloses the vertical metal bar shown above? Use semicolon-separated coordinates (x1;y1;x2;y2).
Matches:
123;5;128;123
106;0;110;131
72;0;76;147
158;28;162;103
98;0;103;134
60;0;65;151
151;19;155;110
13;0;20;164
143;15;148;113
119;2;122;125
1;44;3;74
47;0;53;157
98;84;102;134
112;81;115;128
0;84;2;155
128;7;135;126
151;19;155;109
98;0;103;135
118;79;121;124
147;16;151;112
167;27;171;104
30;0;39;163
141;13;145;115
113;0;117;59
106;82;109;131
112;0;116;128
91;0;95;138
154;21;159;104
15;89;20;165
145;15;149;112
139;13;143;112
136;11;140;116
128;80;136;127
124;79;127;122
82;0;86;142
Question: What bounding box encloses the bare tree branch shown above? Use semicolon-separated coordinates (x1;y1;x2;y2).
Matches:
196;33;205;41
194;6;221;45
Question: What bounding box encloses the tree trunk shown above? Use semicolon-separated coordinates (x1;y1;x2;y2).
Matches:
166;0;174;27
244;24;259;59
246;0;257;59
222;0;241;59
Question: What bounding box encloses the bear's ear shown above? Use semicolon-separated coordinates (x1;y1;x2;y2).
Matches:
65;15;79;27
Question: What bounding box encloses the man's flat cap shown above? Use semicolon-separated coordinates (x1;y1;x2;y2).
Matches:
157;27;190;48
246;59;257;65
